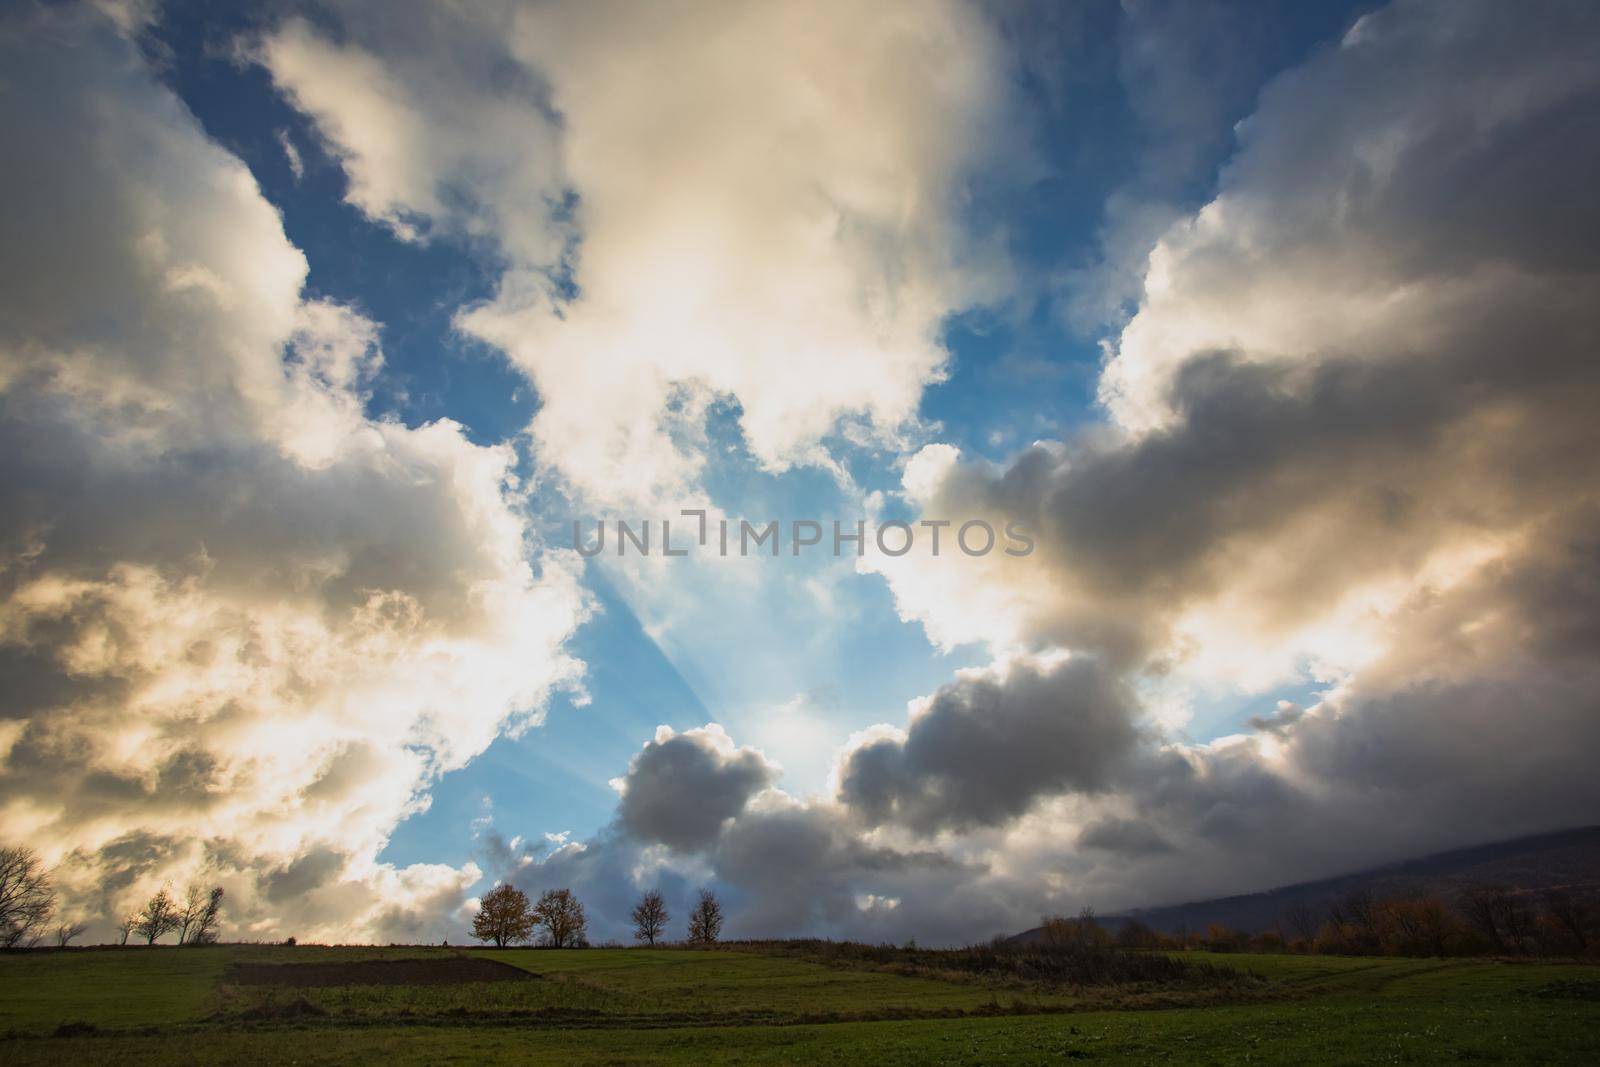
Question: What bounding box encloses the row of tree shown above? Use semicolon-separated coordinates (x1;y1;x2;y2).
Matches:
8;838;709;951
471;884;725;948
114;884;226;946
1;844;224;949
1041;886;1598;958
1267;885;1596;957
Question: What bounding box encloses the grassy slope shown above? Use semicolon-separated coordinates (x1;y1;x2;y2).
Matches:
3;946;1598;1064
0;945;229;1030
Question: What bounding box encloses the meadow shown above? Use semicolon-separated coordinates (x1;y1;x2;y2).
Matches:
2;943;1597;1064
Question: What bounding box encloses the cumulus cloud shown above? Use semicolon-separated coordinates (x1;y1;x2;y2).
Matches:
259;0;1019;506
876;0;1600;683
0;7;586;941
837;655;1140;834
1102;0;1600;433
611;725;779;851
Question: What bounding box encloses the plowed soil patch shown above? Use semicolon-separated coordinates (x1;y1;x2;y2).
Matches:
226;957;538;987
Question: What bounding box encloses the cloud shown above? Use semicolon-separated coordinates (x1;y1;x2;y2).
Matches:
1246;702;1304;736
0;6;586;942
259;0;1020;506
873;0;1600;689
1075;816;1175;857
612;725;779;851
708;798;974;940
275;128;304;182
1102;0;1600;433
257;10;566;256
837;654;1140;834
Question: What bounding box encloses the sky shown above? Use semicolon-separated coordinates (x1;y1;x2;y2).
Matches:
3;0;1599;945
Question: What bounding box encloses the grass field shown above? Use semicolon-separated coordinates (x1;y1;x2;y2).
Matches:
3;944;1597;1064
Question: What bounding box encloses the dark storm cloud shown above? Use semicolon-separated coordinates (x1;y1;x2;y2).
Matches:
1076;816;1175;856
614;726;779;851
711;804;972;933
837;656;1140;834
262;848;348;904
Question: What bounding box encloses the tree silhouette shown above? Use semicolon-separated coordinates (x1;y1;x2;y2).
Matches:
177;884;224;945
472;884;536;947
534;888;587;948
54;921;88;947
1462;885;1532;954
0;845;55;948
1282;900;1318;945
687;888;723;945
187;887;225;945
133;886;181;944
1545;890;1593;954
631;889;670;946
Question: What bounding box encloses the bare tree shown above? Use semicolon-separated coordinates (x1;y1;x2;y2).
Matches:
1283;900;1319;945
1040;907;1111;949
1380;896;1431;955
188;887;224;945
1342;889;1380;946
133;886;182;945
631;889;669;946
1462;886;1512;953
54;921;88;947
472;884;536;947
172;885;212;945
177;884;205;945
1116;917;1157;950
1544;890;1592;954
1410;895;1457;957
1;845;56;949
117;913;137;946
534;888;587;949
1500;892;1536;954
686;888;723;946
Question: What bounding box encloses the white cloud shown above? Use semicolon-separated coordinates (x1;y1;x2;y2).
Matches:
260;0;1019;508
0;6;587;942
276;128;304;182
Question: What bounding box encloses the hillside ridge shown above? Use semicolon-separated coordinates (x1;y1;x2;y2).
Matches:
1012;825;1600;941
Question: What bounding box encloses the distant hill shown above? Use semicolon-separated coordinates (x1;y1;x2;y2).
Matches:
1012;826;1600;942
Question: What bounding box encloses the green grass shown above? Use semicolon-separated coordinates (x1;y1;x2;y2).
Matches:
3;945;1598;1064
0;944;229;1031
472;946;1077;1016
